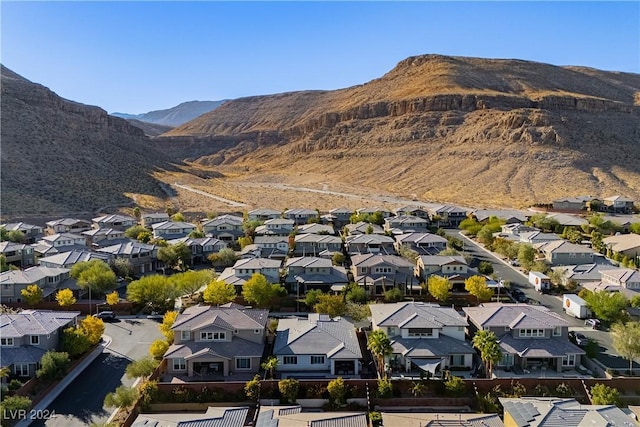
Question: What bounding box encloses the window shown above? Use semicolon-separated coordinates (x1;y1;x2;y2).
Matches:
30;335;39;345
1;338;14;346
15;364;29;377
553;327;561;337
374;267;392;273
450;354;465;366
236;358;251;369
500;353;514;367
387;327;397;336
562;354;576;366
519;329;544;337
200;332;226;341
283;356;298;365
311;355;325;365
181;331;190;341
173;358;186;371
408;328;433;337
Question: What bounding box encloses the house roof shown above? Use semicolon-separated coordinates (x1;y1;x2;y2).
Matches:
350;254;414;269
545;213;588;227
499;397;634;427
284;208;318;216
274;314;362;359
600;268;640;283
0;310;79;338
0;346;48;368
295;234;341;244
0;266;70;286
535;240;595;255
0;241;28;253
357;207;391;215
232;257;282;270
472;209;529;223
254;235;289;245
165;336;264;360
2;222;42;233
92;214;136;223
285;257;333;269
218;268;246;286
417;255;467;267
604;195;634;202
385;216;429;225
167;237;225;248
297;223;335;235
329;207;353;214
38;250;111;267
381;412;504;427
42;233;85;243
98;241;156;255
463;303;568;329
201;214;244;227
345;234;395;245
133;407;249;427
343;222;385;235
141;212;170;220
552;263;613;283
248;208;281;216
257;406;368;427
391;334;474;358
428;205;468;215
151;221;196;231
603;234;640;252
264;218;295;225
395;233;448;246
82;228;124;237
519;231;561;242
45;218;91;227
172;304;269;332
499;334;585;358
370;302;467;328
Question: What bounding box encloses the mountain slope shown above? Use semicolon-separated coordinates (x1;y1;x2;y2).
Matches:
0;65;176;217
113;100;226;127
159;55;640;207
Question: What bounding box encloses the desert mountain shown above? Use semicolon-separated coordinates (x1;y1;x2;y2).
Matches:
113;100;227;127
160;55;640;208
0;65;177;217
126;119;174;137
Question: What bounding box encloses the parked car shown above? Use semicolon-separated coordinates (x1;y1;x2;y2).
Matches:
96;311;116;321
509;259;520;267
569;331;589;347
585;318;601;329
510;289;527;303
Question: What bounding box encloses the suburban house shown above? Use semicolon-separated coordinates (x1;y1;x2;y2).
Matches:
247;208;281;222
92;214;136;231
344;234;396;255
325;207;353;229
81;228;126;248
0;310;80;378
551;196;592;211
471;209;529;224
0;241;35;268
350;254;416;295
0;266;73;303
603;234;640;259
251;236;289;259
394;232;448;255
1;222;44;244
551;263;613;286
342;221;385;236
384;215;430;234
599;268;640;291
97;241;157;275
151;221;197;240
535;240;596;266
500;397;636;427
163;303;268;378
140;212;170;228
415;255;473;290
603;195;635;214
254;218;295;236
45;218;91;235
40;233;86;249
167;236;228;265
201;215;245;242
257;406;368;427
382;413;503;427
369;302;474;375
293;234;342;257
600;215;640;233
394;206;430;219
499;223;536;238
545;213;588;228
463;303;585;373
519;231;561;245
356;207;392;218
427;205;468;227
219;258;282;290
38;250;112;269
283;208;319;225
134;407;249;427
273;314;362;378
297;223;335;235
283;257;349;293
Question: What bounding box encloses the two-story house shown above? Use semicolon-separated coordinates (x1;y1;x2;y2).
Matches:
350;254;415;295
141;212;170;228
0;266;73;303
297;223;335;235
218;258;282;290
45;218;92;235
82;228;126;248
344;234;396;255
603;234;640;259
247;208;281;222
356;207;392;219
254;218;295;236
167;236;228;265
151;221;197;240
519;231;561;245
394;206;430;219
38;250;112;269
1;222;44;244
283;257;349;293
600;268;640;291
92;214;137;231
201;215;245;242
163;303;268;379
551;197;592;212
273;314;362;378
384;215;430;235
40;233;86;249
394;232;448;255
370;302;474;376
324;207;353;229
415;255;472;290
427;205;468;228
463;303;585;373
283;208;319;225
0;241;35;268
293;234;342;257
535;240;596;266
0;310;80;378
251;236;289;260
471;209;529;224
342;222;385;236
97;241;157;275
603;195;635;214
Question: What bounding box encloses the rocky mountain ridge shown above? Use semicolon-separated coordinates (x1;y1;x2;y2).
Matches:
113;100;227;127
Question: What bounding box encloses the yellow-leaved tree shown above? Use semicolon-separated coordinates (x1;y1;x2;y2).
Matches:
56;288;76;307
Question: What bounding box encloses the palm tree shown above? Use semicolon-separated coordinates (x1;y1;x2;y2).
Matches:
472;330;502;378
261;356;279;380
367;329;393;378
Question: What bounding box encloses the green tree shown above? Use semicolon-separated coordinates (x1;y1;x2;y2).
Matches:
410;380;427;397
611;321;640;374
327;377;347;405
203;279;237;305
367;329;393;378
125;356;159;379
242;273;284;307
208;248;239;267
104;385;138;408
3;230;26;243
384;288;404;303
0;254;9;272
60;327;91;357
346;302;371;321
397;244;419;262
345;286;368;304
465;275;494;303
278;378;299;404
630;223;640;235
584;290;629;323
188;229;205;238
21;284;43;306
109;258;134;278
70;260;117;295
127;275;179;313
237;236;253;249
314;294;347;317
261;356;279;380
478;261;494;275
159;311;179;343
590;383;621;406
56;288;77;307
124;225;148;240
36;351;70;381
517;243;535;270
244;374;261;401
137;230;153;243
304;289;324;307
377;378;393;397
332;252;345;266
80;315;105;345
132;206;141;219
158;243;191;271
472;330;502;378
171;270;214;296
427;275;452;303
1;396;32;425
150;339;169;359
444;375;467;396
171;212;185;222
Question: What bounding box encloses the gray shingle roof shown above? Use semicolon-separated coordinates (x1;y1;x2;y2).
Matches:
391;334;474;358
0;310;79;338
98;241;155;255
0;346;48;367
350;254;413;268
463;304;568;329
201;215;244;227
38;250;111;267
0;266;70;286
172;305;268;331
165;336;264;360
371;302;467;328
499;335;585;358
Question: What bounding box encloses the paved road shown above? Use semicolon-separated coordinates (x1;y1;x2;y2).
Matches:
35;318;163;427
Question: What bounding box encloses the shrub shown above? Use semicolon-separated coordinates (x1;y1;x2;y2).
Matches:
244;375;261;401
104;385;138;408
369;411;383;427
377;378;393;398
278;378;299;404
555;382;575;398
1;395;32;424
36;351;70;382
591;383;621;406
444;376;466;396
327;377;347;405
138;380;158;409
7;379;22;391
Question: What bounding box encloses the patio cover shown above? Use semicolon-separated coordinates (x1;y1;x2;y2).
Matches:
411;358;442;374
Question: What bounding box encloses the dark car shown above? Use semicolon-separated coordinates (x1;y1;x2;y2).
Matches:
96;311;116;321
510;289;528;303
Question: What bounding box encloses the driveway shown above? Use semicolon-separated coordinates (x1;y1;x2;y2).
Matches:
34;318;163;427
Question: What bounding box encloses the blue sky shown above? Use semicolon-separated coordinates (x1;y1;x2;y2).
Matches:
2;1;639;114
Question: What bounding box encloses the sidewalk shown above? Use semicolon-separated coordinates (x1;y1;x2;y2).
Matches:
15;336;112;427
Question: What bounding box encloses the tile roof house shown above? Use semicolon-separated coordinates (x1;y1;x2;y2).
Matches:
45;218;92;235
600;268;640;291
166;236;228;265
247;208;282;222
552;196;592;212
350;254;416;296
163;304;268;378
0;266;74;303
394;232;448;255
603;195;635;214
254;218;295;236
500;397;636;427
274;314;363;377
92;214;137;231
551;263;613;286
0;241;35;268
427;205;468;228
293;234;342;257
384;215;430;234
283;208;319;225
603;234;640;259
463;303;585;373
38;250;112;269
535;240;596;266
0;310;79;378
201;215;245;241
151;221;197;240
370;302;474;375
40;233;87;249
342;221;385;236
283;257;349;293
324;207;353;229
218;258;282;289
141;212;170;228
97;241;157;275
81;227;126;247
415;255;474;290
344;234;396;255
1;222;44;244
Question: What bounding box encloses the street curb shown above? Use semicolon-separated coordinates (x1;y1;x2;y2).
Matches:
457;231;529;282
15;335;112;427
